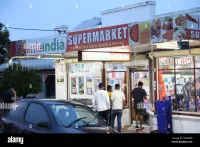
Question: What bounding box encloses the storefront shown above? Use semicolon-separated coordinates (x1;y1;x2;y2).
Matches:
126;55;153;123
66;24;130;99
64;24;134;125
150;49;200;107
55;11;200;129
148;13;200;133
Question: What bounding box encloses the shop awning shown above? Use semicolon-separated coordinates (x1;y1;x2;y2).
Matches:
149;48;200;58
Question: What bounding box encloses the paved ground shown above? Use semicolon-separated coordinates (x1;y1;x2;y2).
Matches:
121;124;150;133
114;121;150;133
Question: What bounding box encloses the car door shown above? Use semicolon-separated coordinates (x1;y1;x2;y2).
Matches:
2;101;29;133
21;102;52;134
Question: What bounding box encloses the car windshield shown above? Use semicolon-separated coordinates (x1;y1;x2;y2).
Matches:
49;103;106;127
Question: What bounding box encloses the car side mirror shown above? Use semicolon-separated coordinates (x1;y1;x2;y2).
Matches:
37;122;49;129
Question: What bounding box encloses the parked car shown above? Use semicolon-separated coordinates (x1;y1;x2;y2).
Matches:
1;99;118;133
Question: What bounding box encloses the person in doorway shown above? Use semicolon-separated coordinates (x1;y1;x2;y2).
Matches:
107;85;112;125
107;85;112;99
93;83;110;124
132;81;147;130
111;84;125;132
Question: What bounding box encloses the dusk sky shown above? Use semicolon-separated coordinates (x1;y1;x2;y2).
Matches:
0;0;199;41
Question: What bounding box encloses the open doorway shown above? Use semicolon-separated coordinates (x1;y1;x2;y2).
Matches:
130;69;150;125
45;75;55;98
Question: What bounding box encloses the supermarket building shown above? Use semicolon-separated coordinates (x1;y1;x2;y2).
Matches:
1;1;200;133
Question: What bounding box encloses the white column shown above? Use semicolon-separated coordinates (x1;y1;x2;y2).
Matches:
55;59;67;100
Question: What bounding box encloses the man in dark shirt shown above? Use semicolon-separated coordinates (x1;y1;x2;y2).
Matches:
132;81;147;130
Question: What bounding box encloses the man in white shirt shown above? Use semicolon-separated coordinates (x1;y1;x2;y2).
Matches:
93;83;110;124
111;84;125;132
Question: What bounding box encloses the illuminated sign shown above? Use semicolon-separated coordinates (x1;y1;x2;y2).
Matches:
81;52;130;61
67;24;129;51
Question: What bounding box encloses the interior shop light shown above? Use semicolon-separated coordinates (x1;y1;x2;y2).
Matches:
156;41;180;50
85;47;130;52
148;49;190;58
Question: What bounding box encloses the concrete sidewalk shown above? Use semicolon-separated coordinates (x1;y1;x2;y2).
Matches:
114;124;150;133
122;124;150;133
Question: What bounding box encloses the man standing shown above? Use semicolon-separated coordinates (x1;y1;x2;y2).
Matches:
93;83;110;124
132;81;147;130
111;84;125;133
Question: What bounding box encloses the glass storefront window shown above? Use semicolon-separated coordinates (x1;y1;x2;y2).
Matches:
158;70;175;100
159;57;174;69
175;56;194;69
195;56;200;68
175;70;194;112
158;56;200;113
195;69;200;112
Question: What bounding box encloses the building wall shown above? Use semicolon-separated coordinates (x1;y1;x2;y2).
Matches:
101;1;156;27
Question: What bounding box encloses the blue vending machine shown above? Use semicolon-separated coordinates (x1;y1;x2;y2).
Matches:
156;97;173;133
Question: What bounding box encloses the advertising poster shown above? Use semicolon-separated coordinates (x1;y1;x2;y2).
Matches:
94;76;101;92
86;76;93;95
161;16;174;41
139;21;151;44
78;76;84;95
186;13;200;40
71;77;77;94
150;18;162;43
129;23;140;46
173;14;186;41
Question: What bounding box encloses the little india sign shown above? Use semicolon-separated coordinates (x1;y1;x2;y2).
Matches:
67;24;129;51
24;37;66;56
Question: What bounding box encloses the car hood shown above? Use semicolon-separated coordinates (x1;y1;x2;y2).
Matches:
76;126;118;133
61;126;118;134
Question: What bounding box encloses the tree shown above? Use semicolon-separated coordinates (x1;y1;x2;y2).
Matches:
0;22;10;65
0;64;42;98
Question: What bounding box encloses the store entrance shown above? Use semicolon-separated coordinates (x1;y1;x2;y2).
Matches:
106;71;127;105
129;69;150;124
